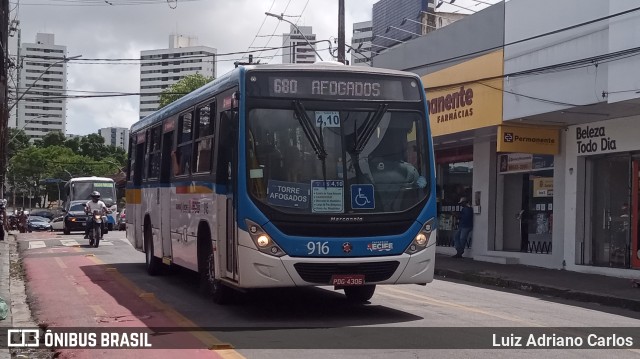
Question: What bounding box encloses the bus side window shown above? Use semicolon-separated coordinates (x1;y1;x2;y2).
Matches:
193;101;215;173
174;111;193;176
216;110;237;187
147;126;162;179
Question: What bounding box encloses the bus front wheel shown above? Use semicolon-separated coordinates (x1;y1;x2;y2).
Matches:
199;239;230;305
144;224;161;276
344;285;376;303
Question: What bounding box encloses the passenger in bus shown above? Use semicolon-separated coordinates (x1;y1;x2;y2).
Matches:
171;148;191;176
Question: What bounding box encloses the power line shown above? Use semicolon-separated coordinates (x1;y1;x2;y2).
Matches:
402;5;640;71
257;0;294;60
244;0;278;58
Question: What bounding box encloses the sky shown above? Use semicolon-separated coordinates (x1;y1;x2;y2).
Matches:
9;0;498;135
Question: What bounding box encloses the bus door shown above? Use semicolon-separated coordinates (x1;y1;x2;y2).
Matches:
160;123;175;263
131;133;145;249
216;107;238;281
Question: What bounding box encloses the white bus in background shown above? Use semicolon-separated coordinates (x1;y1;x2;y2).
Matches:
64;177;118;230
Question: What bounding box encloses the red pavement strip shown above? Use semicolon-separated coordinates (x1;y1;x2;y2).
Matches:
22;246;244;359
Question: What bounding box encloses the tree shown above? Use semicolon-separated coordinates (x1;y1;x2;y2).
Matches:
8;128;31;159
79;133;106;159
159;73;213;108
35;130;66;148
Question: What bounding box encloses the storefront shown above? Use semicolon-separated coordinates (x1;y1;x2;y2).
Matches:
420;50;504;254
435;146;473;247
495;125;559;255
567;115;640;272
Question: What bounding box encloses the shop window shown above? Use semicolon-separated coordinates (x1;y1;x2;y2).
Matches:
437;161;473;247
497;153;554;254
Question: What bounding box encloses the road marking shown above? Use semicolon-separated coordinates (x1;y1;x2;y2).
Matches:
54;257;67;269
28;241;46;249
99;241;114;246
76;286;88;296
378;286;542;326
85;255;242;356
90;305;107;316
60;239;80;247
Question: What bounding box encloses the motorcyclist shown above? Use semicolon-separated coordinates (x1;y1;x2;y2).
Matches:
0;199;7;241
84;191;110;239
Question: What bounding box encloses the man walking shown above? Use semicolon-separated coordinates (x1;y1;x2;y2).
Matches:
453;197;473;258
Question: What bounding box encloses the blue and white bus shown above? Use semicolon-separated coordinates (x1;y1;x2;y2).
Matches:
63;177;118;231
126;63;437;303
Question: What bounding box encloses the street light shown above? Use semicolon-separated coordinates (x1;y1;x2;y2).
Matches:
264;12;324;61
9;114;51;143
8;54;82;113
105;160;125;174
386;26;422;37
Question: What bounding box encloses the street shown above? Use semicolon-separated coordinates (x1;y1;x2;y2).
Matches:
12;229;640;358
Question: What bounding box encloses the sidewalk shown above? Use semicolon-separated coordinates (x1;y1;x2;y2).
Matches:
434;253;640;312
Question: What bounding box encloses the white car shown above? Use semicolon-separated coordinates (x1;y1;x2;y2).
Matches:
51;216;65;231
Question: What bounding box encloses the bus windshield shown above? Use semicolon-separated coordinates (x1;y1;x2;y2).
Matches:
73;181;116;203
246;105;430;214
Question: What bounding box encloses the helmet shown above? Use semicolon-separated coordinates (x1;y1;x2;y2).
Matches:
91;191;101;198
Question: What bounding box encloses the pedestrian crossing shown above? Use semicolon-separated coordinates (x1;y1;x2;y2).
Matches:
26;238;128;250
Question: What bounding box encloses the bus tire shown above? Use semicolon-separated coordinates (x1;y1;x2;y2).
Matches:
144;221;161;276
344;285;376;303
198;228;230;305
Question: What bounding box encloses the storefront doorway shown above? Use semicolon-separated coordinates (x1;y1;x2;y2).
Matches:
589;154;640;268
497;154;554;253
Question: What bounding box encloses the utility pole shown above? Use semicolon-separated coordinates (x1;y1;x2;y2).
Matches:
1;0;10;200
338;0;345;64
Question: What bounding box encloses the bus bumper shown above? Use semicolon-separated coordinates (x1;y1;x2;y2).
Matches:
237;237;436;288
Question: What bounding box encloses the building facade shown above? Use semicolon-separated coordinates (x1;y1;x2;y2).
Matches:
12;33;67;141
139;35;216;119
98;127;129;151
351;20;373;66
372;0;640;279
371;0;435;51
281;25;317;64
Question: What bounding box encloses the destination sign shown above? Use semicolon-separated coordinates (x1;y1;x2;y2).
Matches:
246;73;422;101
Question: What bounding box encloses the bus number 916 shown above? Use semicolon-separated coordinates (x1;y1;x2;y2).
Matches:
307;241;329;255
273;79;298;94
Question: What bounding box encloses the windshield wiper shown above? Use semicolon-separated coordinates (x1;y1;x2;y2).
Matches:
353;103;389;154
292;100;329;188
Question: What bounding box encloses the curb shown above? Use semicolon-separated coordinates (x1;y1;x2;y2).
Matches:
434;268;640;312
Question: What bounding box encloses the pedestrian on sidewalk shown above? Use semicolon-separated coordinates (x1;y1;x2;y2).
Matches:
0;199;7;241
453;197;473;258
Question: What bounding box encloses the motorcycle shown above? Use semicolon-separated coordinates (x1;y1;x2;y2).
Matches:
88;210;104;248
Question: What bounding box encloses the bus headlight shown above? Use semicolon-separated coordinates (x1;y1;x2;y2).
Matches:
405;218;436;255
245;219;285;257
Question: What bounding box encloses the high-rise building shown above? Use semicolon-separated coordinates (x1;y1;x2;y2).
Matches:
282;25;317;64
11;33;67;141
351;21;373;66
139;35;217;119
372;0;435;51
98;127;130;151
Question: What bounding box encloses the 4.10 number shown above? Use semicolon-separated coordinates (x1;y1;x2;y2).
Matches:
307;241;330;255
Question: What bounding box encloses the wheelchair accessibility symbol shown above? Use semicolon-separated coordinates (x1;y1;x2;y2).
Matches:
351;184;375;210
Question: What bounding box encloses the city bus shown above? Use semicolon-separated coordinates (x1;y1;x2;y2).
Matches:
126;63;437;303
63;177;118;231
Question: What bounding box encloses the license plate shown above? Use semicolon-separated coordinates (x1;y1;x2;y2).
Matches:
81;223;86;226
331;274;365;286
